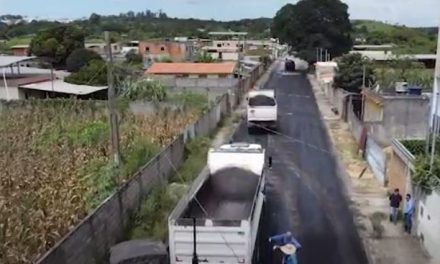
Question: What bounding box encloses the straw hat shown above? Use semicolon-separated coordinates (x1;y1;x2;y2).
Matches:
280;244;297;255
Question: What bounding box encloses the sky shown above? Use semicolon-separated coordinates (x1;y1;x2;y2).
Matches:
0;0;439;27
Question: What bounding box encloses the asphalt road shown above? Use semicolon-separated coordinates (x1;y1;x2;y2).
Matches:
233;62;368;264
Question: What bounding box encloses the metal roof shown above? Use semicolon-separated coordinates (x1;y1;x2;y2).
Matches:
208;31;248;36
20;80;107;95
0;55;37;67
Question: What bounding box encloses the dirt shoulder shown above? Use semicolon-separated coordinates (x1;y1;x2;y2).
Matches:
308;74;431;264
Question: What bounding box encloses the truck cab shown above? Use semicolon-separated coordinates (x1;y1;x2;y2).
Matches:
247;90;277;132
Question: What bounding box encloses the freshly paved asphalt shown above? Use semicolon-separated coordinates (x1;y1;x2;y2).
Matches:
232;63;368;264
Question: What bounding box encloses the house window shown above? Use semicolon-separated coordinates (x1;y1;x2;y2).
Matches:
217;44;222;48
160;46;165;51
145;47;150;52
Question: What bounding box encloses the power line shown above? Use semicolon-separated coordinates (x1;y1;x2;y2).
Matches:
250;122;332;155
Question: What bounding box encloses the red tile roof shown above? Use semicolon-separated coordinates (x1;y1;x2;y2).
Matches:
146;62;236;75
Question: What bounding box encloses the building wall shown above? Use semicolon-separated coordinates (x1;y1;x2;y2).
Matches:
388;140;440;262
213;40;241;48
139;42;188;62
387;149;410;194
363;99;383;122
0;85;23;100
11;48;28;56
417;190;440;261
207;52;239;61
383;97;429;141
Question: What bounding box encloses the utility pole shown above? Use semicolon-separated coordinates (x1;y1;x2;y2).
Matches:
192;218;199;264
105;31;122;168
362;64;366;88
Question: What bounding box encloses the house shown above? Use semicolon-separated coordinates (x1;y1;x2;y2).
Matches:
85;42;122;55
10;44;29;56
145;62;236;78
1;55;104;100
201;46;240;61
138;41;194;62
362;89;430;146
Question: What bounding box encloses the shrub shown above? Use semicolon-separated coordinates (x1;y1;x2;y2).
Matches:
66;48;103;72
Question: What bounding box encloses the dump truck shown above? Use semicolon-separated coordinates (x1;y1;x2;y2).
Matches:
169;143;267;264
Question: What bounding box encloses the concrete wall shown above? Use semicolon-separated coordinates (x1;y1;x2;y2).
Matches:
417;190;440;261
387;140;440;262
363;95;430;146
347;102;364;143
34;61;267;264
0;85;23;100
35;94;232;264
382;97;429;143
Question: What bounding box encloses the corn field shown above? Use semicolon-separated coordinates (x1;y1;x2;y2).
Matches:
0;100;200;263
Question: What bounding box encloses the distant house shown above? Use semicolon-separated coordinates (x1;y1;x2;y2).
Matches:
139;41;195;62
85;43;121;55
10;44;29;56
362;89;430;146
201;46;240;61
145;62;237;78
1;55;104;100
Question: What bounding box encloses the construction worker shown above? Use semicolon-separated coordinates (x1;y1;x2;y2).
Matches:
269;232;301;264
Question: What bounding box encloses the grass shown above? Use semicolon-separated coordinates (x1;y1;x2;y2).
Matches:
128;137;212;241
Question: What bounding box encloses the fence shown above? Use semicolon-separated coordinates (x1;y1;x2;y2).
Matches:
36;94;231;264
35;60;265;264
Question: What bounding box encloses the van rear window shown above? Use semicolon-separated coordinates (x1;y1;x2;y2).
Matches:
249;95;276;106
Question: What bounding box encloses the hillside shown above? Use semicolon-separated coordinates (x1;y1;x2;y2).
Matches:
0;12;272;41
352;19;437;54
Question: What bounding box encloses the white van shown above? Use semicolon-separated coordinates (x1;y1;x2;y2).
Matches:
247;90;277;131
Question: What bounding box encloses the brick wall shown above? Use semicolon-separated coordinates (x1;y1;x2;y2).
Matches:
139;42;187;62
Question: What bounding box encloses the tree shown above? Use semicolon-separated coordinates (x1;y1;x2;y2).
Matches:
272;0;352;63
89;13;101;24
125;50;143;64
333;53;375;93
196;52;216;63
65;59;107;86
29;25;85;67
66;48;102;72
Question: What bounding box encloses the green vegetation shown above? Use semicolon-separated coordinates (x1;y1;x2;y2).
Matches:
119;79;168;101
272;0;352;63
129;137;211;241
352;19;437;54
65;59;108;86
29;25;85;67
66;48;102;72
125;49;143;64
374;56;434;90
334;53;375;93
196;52;217;63
0;99;203;263
400;139;440;191
0;12;272;41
